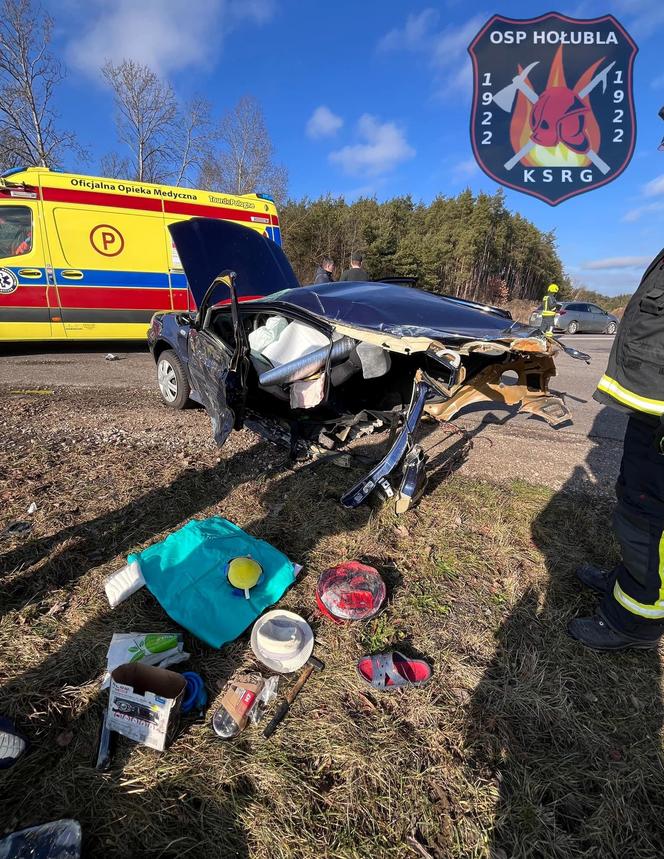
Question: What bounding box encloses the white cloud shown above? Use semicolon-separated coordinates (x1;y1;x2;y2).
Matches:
582;256;653;270
329;114;415;177
451;157;479;179
378;10;486;101
378;9;439;52
306;106;343;140
611;0;664;40
340;183;380;202
621;172;664;221
643;175;664;197
622;201;664;223
65;0;275;77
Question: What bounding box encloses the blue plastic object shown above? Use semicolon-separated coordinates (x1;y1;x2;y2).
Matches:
0;819;81;858
181;672;207;714
129;517;297;648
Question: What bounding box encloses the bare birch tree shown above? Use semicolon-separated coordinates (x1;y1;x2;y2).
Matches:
199;95;287;201
173;96;213;187
101;60;178;184
0;0;78;168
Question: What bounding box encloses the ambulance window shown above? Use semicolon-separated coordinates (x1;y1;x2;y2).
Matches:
0;206;32;258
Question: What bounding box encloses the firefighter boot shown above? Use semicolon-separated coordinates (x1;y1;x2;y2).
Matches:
575;563;611;594
568;614;660;651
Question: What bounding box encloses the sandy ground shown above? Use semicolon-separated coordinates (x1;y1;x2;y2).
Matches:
1;334;626;494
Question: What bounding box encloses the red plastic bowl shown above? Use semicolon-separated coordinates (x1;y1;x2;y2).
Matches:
316;562;386;622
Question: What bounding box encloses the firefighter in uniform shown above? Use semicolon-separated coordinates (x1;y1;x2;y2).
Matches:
541;283;561;336
569;248;664;650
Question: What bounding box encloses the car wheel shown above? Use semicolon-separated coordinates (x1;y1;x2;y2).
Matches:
605;321;617;335
157;350;190;409
566;321;579;335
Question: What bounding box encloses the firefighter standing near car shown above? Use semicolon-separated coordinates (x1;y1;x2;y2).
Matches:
540;283;561;337
569;248;664;650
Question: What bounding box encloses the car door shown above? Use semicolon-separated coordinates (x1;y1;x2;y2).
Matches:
587;304;607;332
186;271;251;446
187;326;237;445
574;303;592;332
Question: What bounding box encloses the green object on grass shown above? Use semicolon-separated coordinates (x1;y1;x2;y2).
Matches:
144;633;179;653
128;517;296;649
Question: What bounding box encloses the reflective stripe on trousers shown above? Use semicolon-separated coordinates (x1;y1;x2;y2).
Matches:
601;415;664;639
613;539;664;619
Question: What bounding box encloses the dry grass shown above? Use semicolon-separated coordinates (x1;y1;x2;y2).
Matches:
501;299;536;325
1;387;663;858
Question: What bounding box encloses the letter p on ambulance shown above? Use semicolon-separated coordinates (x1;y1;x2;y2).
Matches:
90;223;125;257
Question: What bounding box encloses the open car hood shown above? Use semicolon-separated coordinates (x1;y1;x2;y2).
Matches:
169;217;299;306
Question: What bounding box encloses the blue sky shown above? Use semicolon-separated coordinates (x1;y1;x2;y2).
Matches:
43;0;664;296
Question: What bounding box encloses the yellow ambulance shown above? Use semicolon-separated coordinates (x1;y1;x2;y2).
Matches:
0;166;281;341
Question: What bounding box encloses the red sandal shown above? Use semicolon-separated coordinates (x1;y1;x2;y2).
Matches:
356;651;432;691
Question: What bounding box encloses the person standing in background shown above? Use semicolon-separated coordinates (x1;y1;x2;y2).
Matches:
339;252;369;282
313;257;335;285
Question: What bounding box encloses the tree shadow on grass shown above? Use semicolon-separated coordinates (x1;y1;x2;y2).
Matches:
0;439;276;618
0;436;373;856
466;409;664;858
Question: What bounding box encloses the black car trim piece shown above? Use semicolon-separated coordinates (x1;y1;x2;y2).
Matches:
0;306;50;322
551;336;591;363
61;309;155;324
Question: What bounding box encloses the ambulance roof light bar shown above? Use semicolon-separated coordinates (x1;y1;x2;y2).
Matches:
1;167;27;178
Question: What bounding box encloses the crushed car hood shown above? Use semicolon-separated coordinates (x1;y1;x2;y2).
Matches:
256;281;524;343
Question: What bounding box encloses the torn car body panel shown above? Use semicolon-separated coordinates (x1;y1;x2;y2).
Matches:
148;218;583;512
424;354;571;428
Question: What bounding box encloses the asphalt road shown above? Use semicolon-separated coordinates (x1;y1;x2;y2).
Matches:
0;334;626;491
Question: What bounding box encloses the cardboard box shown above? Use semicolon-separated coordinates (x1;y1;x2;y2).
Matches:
107;663;186;751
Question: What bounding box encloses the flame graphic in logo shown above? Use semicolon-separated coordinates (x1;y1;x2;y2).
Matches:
510;47;604;168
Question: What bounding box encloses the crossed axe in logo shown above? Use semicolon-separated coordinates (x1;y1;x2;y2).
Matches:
492;60;615;173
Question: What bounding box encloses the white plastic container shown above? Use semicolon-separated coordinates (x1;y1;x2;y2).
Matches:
290;373;327;409
104;560;145;608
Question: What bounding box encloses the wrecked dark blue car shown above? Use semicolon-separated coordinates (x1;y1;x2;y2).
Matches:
148;218;577;512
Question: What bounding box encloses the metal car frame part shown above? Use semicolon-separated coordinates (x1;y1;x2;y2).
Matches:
424;352;571;428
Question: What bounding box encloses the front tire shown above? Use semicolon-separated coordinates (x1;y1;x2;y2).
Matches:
605;321;617;335
157;350;190;409
566;321;579;335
